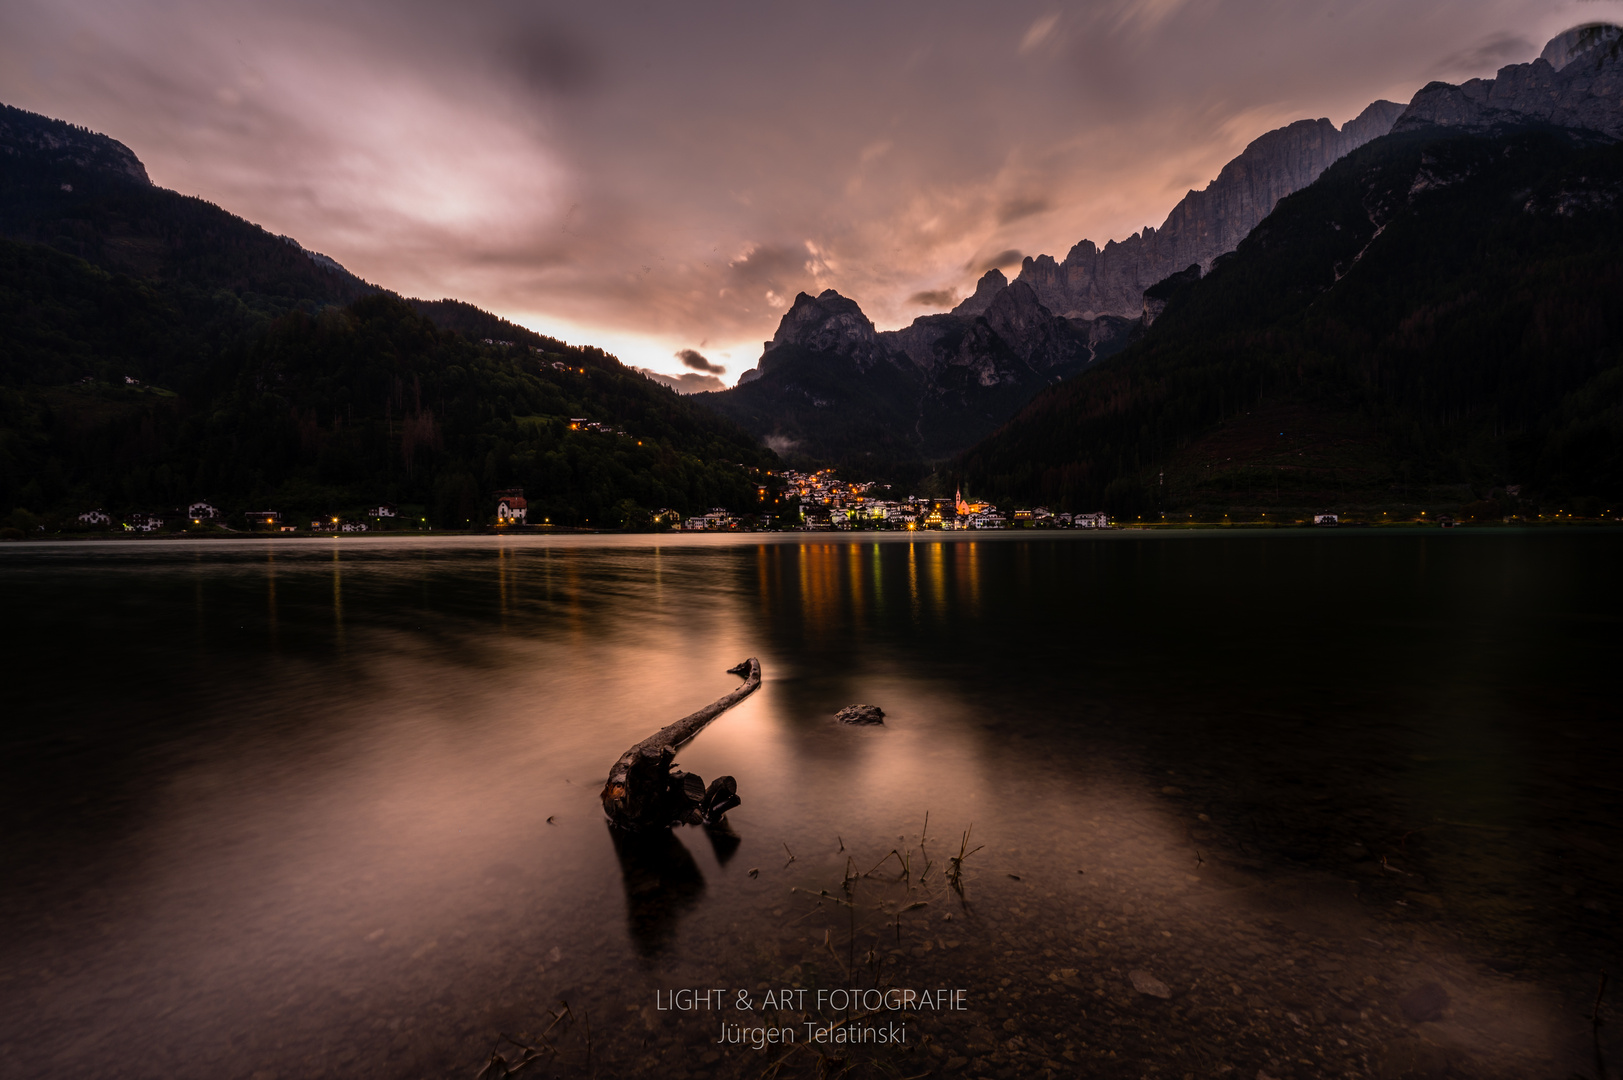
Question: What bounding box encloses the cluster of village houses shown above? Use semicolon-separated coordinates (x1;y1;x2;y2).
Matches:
679;470;1108;531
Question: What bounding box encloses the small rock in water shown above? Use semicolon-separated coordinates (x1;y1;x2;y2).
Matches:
1128;969;1171;998
1398;981;1449;1022
834;704;885;725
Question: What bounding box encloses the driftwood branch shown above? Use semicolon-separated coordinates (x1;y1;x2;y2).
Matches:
599;658;761;831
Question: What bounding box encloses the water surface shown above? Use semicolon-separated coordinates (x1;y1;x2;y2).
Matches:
1;531;1618;1079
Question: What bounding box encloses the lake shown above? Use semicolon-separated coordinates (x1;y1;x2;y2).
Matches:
1;530;1618;1080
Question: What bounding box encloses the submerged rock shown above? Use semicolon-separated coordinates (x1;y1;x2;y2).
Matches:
834;704;885;725
1128;970;1172;998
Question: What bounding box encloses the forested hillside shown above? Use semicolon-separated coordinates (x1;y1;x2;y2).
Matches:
0;240;775;527
0;103;779;530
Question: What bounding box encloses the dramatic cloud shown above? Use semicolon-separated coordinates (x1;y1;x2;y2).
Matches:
972;250;1025;273
676;348;724;374
997;197;1050;225
909;288;959;307
635;368;725;394
0;0;1610;381
1434;32;1538;77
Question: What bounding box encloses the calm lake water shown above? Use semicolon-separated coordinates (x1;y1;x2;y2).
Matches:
1;531;1619;1080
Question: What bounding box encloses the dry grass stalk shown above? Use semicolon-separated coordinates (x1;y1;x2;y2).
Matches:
947;824;983;893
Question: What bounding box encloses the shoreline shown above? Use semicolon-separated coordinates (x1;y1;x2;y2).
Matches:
0;522;1617;554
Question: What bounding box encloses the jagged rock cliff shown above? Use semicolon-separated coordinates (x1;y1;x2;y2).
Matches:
1008;99;1406;320
1394;23;1623;141
706;282;1131;471
950;268;1009;318
761;289;884;371
708;97;1417;466
703;25;1623;473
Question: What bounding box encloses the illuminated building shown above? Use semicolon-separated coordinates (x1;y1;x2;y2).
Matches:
495;489;528;524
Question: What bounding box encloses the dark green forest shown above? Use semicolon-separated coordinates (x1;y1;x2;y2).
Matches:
960;126;1623;516
0;103;779;532
0;242;776;528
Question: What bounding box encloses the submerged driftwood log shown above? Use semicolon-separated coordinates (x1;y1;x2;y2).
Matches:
600;658;760;831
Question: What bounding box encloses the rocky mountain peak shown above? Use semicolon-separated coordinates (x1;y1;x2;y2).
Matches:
1395;24;1623;140
1541;23;1623;72
951;268;1008;317
1008;99;1403;321
761;288;882;370
981;280;1049;339
1340;99;1410;144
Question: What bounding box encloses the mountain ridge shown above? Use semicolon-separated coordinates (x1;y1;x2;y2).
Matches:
1396;23;1623;140
0;102;781;528
955;26;1623;513
1001;99;1406;323
699;280;1128;478
700;99;1412;474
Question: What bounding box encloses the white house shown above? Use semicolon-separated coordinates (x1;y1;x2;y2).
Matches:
340;521;369;533
1314;513;1339;526
1074;512;1108;529
685;508;735;530
78;509;111;526
187;501;220;520
367;503;397;518
496;493;528;523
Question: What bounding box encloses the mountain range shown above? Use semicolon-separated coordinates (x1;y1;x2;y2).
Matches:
0;102;779;529
695;278;1132;481
960;24;1623;515
3;24;1621;527
699;96;1413;477
699;24;1623;514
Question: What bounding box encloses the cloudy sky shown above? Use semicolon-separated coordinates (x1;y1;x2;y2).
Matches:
2;0;1615;387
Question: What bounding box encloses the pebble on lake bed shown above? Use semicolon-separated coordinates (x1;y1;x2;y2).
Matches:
1128;970;1171;998
834;704;885;725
